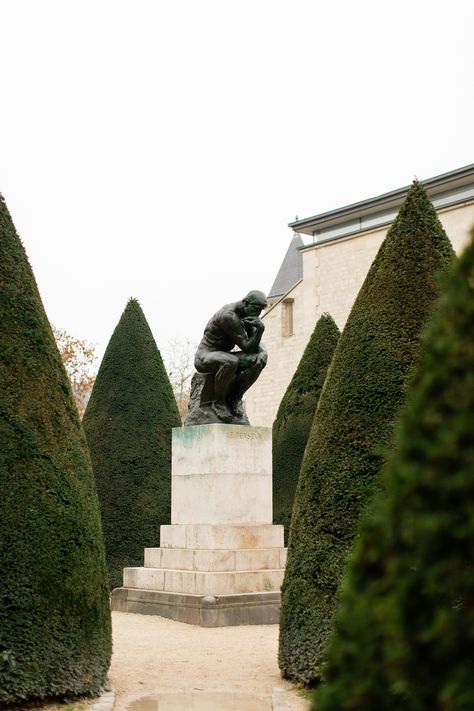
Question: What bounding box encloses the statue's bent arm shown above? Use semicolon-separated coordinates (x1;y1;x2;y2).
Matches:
219;311;264;355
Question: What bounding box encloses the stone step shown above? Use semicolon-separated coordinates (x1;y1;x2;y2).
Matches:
145;547;288;572
123;566;285;596
111;588;282;626
160;523;284;550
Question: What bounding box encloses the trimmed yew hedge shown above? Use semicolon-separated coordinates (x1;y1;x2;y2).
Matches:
0;195;111;703
315;227;474;711
83;299;180;590
273;313;339;543
279;181;454;685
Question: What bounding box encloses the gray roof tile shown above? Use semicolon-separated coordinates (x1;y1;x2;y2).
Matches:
268;233;303;299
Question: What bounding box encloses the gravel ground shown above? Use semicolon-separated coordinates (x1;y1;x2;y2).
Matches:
109;611;309;710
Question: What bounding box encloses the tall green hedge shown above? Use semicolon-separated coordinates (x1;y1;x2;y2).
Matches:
0;195;111;703
279;181;454;685
83;299;180;590
315;227;474;711
273;314;339;543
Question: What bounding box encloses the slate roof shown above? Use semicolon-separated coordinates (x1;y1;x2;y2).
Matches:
268;233;303;299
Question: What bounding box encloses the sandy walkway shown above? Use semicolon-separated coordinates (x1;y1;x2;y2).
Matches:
109;612;309;710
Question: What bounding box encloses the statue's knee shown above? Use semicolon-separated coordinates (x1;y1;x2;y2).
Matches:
248;359;265;375
220;356;238;374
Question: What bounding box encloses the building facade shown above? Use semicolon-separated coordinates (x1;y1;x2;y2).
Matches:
246;164;474;427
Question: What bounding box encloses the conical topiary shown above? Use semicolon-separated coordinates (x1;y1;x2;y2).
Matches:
279;181;454;685
273;313;340;543
83;299;181;589
0;195;111;703
315;227;474;711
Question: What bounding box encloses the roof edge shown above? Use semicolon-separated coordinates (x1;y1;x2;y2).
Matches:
263;278;303;319
289;163;474;232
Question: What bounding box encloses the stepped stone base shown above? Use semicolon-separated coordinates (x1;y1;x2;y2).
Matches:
111;525;287;626
111;588;281;627
111;426;286;626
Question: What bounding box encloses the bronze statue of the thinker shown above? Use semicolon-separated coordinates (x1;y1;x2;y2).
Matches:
185;290;268;425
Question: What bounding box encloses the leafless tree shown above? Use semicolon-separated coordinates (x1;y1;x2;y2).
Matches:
53;326;97;418
164;337;195;421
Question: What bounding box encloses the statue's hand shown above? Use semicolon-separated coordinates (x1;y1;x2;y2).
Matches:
243;316;265;331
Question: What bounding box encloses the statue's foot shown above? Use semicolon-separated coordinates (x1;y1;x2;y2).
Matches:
211;401;233;423
228;399;250;425
229;399;245;418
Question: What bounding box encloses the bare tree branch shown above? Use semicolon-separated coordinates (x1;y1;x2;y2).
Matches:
53;326;97;418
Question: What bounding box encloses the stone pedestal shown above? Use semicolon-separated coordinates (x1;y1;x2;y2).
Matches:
111;424;286;626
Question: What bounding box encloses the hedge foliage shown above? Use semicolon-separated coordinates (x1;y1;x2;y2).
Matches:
0;195;111;703
83;299;180;590
273;313;339;543
315;227;474;711
279;181;454;685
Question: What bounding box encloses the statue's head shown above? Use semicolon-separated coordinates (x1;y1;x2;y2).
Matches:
241;290;267;317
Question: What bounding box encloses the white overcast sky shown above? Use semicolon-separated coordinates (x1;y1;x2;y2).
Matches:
1;0;473;366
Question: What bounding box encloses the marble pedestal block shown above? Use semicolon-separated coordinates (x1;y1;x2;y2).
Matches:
171;424;272;524
111;424;287;626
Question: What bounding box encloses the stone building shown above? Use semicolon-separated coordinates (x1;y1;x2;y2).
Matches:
246;163;474;427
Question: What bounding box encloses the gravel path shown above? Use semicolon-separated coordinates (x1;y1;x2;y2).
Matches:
109;611;309;710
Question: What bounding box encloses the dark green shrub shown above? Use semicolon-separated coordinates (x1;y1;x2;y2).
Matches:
83;299;180;590
273;314;339;543
0;195;111;703
315;227;474;711
279;181;454;685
